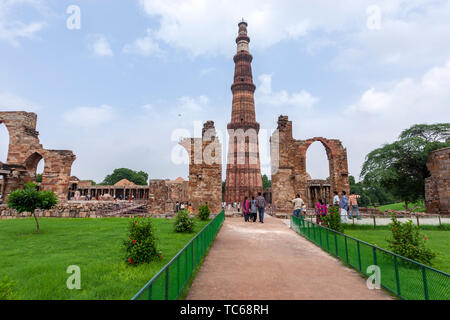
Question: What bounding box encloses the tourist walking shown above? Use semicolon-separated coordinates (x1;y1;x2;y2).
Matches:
290;194;304;218
175;201;179;213
316;199;327;225
340;191;349;222
256;192;266;223
348;192;361;220
249;196;257;222
242;196;250;222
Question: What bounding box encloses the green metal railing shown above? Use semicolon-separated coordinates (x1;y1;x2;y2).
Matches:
131;211;225;300
291;215;450;300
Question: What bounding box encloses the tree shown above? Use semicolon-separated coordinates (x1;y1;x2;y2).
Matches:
361;123;449;210
262;174;271;190
35;174;42;183
101;168;149;186
7;183;58;233
399;123;450;142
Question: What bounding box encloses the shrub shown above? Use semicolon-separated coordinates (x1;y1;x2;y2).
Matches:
198;205;210;221
387;214;436;265
174;209;194;233
124;217;161;266
0;276;17;300
322;206;344;233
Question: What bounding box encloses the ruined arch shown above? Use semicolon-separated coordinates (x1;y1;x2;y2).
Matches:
270;115;350;213
0;122;9;163
0;111;76;200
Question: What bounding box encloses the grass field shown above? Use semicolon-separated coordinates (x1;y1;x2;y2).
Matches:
345;228;450;274
373;201;425;213
0;217;209;300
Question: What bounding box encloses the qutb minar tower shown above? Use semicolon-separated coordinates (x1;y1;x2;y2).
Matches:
225;20;263;204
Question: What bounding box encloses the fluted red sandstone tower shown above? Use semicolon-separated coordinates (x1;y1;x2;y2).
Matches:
225;20;263;203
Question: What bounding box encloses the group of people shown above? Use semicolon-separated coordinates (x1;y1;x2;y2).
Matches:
290;190;361;225
174;201;193;214
240;192;266;223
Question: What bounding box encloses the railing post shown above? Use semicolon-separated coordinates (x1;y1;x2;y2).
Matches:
165;267;169;300
357;241;362;271
394;256;401;296
335;233;338;256
422;267;429;300
148;283;152;300
326;228;330;251
373;247;377;266
344;236;349;263
177;256;180;297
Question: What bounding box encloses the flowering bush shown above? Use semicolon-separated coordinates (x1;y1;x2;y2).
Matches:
198;204;210;221
387;214;436;265
174;209;194;233
124;217;161;266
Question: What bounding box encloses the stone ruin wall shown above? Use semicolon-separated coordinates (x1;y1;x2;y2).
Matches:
0;111;75;201
270;115;350;213
148;179;189;215
147;122;222;216
180;121;222;215
425;147;449;215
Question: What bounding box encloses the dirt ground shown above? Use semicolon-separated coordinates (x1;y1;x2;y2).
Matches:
186;214;392;300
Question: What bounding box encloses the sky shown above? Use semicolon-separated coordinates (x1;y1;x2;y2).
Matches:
0;0;450;183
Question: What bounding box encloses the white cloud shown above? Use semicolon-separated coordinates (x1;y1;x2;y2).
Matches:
122;28;164;57
0;0;46;46
88;34;114;57
0;92;39;111
135;0;450;73
256;74;318;109
62;105;115;128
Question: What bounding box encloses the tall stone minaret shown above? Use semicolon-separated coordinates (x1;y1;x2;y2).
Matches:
225;20;263;204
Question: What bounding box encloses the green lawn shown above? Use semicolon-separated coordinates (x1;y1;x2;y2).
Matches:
373;201;425;213
345;229;450;274
0;217;209;300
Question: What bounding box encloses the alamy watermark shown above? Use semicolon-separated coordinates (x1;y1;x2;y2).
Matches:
66;265;81;290
66;5;81;30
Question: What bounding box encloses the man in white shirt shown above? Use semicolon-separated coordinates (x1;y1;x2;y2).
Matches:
290;194;304;217
333;191;340;208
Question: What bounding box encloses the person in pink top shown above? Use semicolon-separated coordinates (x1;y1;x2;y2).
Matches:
315;199;328;225
242;196;250;222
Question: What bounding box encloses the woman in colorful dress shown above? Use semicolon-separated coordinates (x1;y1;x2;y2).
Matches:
316;199;328;225
242;196;250;222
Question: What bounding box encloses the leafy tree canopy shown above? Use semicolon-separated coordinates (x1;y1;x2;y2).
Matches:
262;174;271;190
399;123;450;142
361;123;450;209
101;168;149;186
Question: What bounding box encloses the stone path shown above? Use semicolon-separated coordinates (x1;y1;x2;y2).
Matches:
186;214;392;300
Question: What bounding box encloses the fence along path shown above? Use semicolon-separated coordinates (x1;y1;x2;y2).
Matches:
186;214;391;300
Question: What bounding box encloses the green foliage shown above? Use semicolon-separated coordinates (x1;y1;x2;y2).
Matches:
387;215;436;265
123;217;161;266
399;123;450;142
174;209;194;233
35;173;42;183
7;183;58;233
101;168;149;186
361;123;450;208
7;183;58;213
198;205;210;221
349;176;395;207
0;276;17;300
262;174;271;190
322;206;344;233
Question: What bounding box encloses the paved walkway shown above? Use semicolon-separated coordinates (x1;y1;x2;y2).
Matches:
187;214;392;300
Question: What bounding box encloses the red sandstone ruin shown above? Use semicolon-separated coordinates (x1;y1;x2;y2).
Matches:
0;111;75;201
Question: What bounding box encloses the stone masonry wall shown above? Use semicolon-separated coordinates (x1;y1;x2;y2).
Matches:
0;111;76;200
270;115;350;213
425;147;450;215
180;121;222;214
